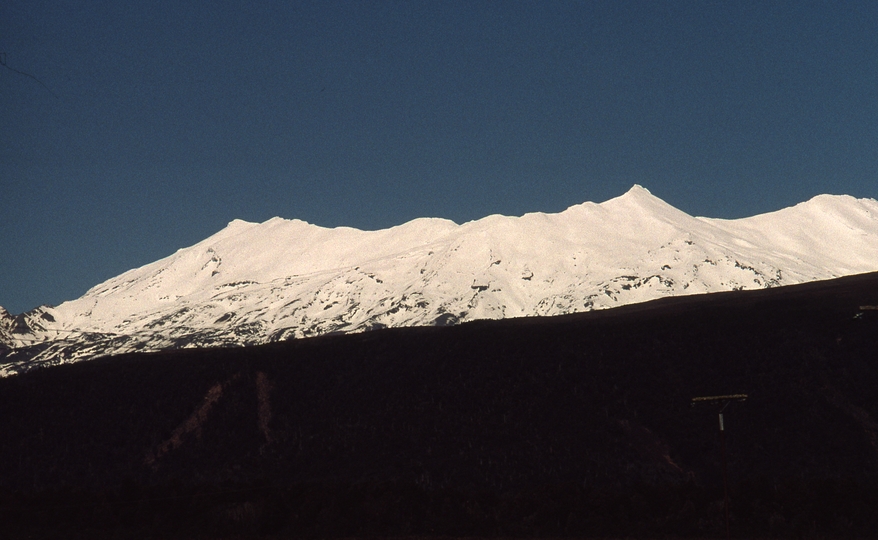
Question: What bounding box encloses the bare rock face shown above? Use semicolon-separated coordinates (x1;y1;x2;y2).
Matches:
3;185;878;375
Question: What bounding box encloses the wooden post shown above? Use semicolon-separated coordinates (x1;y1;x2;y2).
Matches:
719;412;730;540
691;394;747;540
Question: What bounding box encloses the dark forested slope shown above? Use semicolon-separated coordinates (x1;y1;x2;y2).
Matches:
2;272;878;538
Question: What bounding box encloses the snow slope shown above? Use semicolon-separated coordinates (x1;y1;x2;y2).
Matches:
2;185;877;375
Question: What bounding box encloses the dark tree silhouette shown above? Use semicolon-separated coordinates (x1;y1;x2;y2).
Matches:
1;52;57;97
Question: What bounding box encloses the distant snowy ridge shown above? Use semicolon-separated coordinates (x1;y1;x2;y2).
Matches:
3;185;878;376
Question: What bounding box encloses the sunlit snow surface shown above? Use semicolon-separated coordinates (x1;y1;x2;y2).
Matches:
2;185;878;375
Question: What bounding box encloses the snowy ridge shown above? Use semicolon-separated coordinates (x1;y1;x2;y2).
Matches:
2;185;878;376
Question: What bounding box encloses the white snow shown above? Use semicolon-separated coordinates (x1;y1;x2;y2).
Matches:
3;185;878;374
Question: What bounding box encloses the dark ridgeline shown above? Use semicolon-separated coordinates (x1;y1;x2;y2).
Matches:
2;272;878;539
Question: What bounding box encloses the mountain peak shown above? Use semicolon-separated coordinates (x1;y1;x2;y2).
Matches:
627;184;652;195
604;184;665;206
598;185;692;223
4;186;878;376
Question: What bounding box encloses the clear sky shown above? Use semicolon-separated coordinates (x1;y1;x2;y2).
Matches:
2;1;876;315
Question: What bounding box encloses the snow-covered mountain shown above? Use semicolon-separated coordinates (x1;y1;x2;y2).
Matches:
3;185;878;376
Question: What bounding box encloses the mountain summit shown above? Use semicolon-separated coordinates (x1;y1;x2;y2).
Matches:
3;186;878;375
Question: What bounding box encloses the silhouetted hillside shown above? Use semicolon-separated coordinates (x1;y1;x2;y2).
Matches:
2;272;878;538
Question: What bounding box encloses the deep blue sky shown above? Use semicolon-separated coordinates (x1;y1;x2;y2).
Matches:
2;1;876;314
